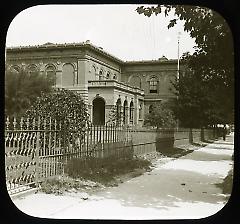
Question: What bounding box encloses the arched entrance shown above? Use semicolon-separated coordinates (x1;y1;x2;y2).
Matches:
93;97;105;125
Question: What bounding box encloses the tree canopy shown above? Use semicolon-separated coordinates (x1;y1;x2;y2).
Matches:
137;5;234;126
5;64;55;118
144;102;176;129
25;89;90;134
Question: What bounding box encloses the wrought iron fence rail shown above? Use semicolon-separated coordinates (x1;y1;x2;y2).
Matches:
5;117;133;195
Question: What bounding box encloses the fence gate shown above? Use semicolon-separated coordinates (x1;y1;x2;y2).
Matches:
5;118;40;195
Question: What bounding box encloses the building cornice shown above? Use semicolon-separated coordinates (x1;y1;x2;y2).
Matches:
6;42;181;66
6;42;124;65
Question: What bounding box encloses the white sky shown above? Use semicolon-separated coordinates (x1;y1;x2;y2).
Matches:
6;4;196;61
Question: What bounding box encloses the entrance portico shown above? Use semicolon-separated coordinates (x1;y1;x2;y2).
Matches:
88;80;144;126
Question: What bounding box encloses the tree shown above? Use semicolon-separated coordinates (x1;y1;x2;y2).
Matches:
25;89;90;135
144;102;177;129
136;5;234;126
5;64;55;118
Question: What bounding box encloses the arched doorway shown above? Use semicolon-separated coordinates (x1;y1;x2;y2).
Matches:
93;97;105;125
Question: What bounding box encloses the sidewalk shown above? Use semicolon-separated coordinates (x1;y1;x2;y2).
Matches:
12;134;234;220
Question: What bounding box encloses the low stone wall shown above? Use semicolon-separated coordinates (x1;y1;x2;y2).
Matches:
131;128;157;156
132;127;215;156
99;141;133;159
174;129;189;147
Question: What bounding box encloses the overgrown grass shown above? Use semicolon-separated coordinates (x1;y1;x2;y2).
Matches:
65;156;152;185
40;175;103;195
40;156;152;194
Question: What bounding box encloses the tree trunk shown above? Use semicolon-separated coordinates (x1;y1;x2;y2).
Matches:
213;124;216;139
189;128;193;144
200;127;204;141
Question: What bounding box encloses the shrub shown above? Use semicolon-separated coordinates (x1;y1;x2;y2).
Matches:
144;101;176;129
25;88;90;136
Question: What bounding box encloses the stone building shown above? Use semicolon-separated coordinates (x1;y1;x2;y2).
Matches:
6;40;181;127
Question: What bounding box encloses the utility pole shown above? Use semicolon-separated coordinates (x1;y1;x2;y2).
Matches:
177;32;181;80
176;32;181;131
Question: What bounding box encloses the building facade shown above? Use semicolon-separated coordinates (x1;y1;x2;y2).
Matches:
6;41;182;127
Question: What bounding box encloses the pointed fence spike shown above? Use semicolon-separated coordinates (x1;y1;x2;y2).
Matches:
26;117;30;130
20;117;24;130
5;116;10;130
13;117;17;130
49;117;52;130
37;117;41;130
32;118;36;129
43;118;47;129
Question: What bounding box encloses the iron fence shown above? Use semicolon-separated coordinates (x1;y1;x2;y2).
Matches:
5;117;133;195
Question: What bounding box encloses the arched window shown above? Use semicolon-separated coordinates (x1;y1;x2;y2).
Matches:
149;77;158;93
139;102;143;120
28;64;38;76
10;65;20;73
116;98;121;124
46;65;56;86
123;100;128;124
93;66;99;80
113;74;117;80
106;72;110;79
62;63;75;86
129;75;141;88
99;70;103;80
149;104;153;114
129;101;134;124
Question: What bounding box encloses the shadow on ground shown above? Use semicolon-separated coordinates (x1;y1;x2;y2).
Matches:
95;168;229;210
159;147;193;158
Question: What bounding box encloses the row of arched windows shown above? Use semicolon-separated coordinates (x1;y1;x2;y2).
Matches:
10;63;76;86
129;75;159;93
93;66;117;81
115;98;144;124
116;98;135;124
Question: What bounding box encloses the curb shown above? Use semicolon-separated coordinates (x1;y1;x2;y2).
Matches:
10;188;38;200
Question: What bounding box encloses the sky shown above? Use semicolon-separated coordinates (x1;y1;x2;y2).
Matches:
6;4;196;61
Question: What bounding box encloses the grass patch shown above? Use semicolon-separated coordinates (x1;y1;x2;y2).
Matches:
39;175;104;195
40;156;152;194
65;156;152;185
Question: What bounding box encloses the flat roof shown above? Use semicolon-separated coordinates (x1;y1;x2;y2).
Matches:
6;41;179;65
